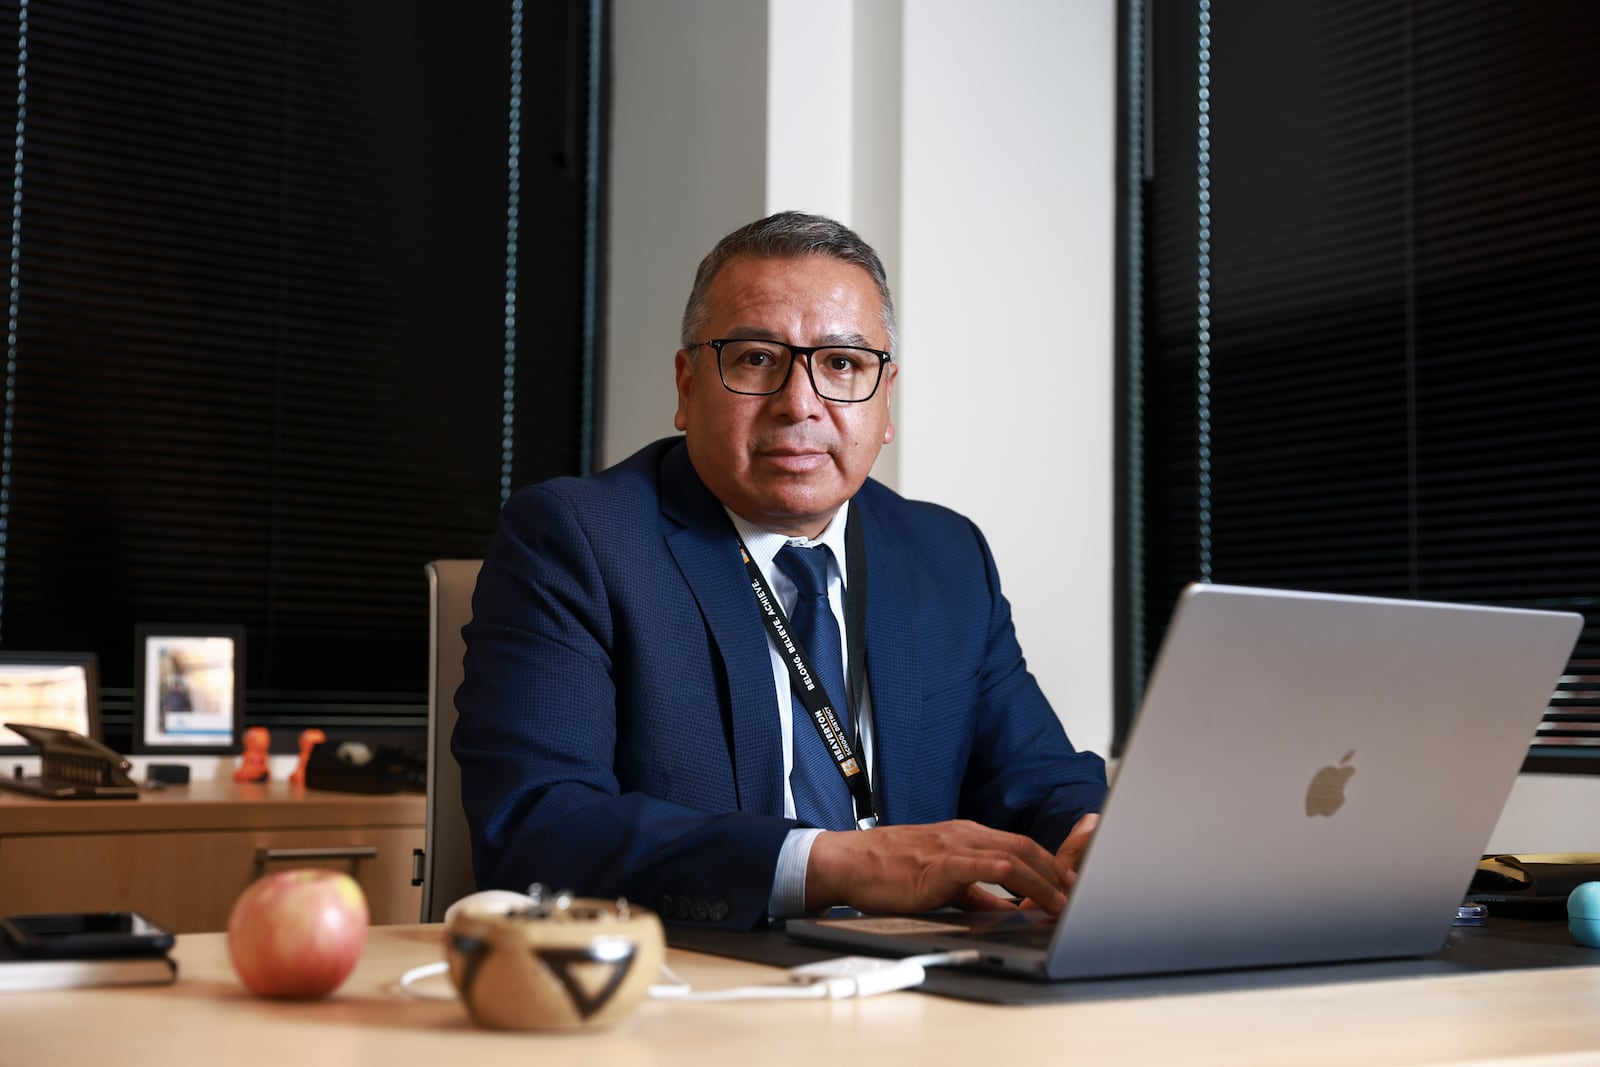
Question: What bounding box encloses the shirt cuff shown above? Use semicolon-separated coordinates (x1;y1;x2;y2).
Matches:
767;827;825;919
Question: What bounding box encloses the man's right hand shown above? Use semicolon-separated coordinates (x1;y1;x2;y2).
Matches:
803;820;1067;916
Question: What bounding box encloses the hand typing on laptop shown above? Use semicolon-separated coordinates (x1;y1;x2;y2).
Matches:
804;813;1100;916
789;585;1582;980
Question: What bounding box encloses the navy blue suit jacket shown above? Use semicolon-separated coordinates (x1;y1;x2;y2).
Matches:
453;437;1106;929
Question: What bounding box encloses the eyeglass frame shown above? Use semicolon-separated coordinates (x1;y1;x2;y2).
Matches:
688;338;894;403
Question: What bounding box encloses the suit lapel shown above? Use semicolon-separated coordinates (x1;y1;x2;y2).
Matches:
659;442;785;817
856;491;924;826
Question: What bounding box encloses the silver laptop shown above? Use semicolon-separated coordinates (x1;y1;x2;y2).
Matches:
788;583;1582;980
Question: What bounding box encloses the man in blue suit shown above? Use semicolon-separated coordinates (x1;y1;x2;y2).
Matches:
454;212;1106;930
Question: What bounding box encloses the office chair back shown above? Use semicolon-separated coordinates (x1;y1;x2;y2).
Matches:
421;558;482;923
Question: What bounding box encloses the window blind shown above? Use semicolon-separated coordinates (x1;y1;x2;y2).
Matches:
1120;0;1600;768
0;0;602;738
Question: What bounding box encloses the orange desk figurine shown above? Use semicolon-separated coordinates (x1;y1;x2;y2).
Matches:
233;726;271;783
291;728;326;786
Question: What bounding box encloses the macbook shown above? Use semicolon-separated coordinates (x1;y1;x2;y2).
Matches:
788;583;1582;980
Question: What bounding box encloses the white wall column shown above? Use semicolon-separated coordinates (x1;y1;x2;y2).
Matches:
608;0;1119;756
897;1;1116;754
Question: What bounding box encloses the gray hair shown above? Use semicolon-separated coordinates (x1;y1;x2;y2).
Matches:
680;211;897;355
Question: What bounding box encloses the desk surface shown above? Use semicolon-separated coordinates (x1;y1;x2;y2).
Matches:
5;924;1600;1067
0;778;423;833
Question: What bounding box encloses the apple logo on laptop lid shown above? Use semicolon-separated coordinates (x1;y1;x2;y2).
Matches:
1305;750;1356;817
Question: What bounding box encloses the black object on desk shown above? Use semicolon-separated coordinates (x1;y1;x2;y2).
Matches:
303;740;425;794
146;763;191;785
1469;854;1600;918
1;911;174;958
670;916;1597;1007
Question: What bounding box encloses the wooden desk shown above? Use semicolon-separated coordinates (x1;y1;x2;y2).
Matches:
0;781;424;931
5;924;1600;1066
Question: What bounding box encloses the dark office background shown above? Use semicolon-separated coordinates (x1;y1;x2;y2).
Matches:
0;0;604;746
1118;0;1600;768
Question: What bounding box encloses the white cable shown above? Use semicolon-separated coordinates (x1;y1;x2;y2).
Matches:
899;949;982;969
786;957;928;999
399;950;978;1004
399;960;455;1000
648;961;693;999
651;981;830;1002
655;951;982;1003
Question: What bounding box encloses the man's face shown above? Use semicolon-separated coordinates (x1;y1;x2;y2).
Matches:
674;254;897;539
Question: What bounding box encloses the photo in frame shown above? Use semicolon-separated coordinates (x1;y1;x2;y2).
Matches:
0;652;102;753
133;625;245;755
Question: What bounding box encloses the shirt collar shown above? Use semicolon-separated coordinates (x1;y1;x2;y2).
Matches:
727;501;852;590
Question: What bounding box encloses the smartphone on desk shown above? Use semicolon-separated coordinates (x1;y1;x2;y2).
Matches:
1;911;174;958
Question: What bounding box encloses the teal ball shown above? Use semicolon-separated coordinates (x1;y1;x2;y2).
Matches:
1567;881;1600;948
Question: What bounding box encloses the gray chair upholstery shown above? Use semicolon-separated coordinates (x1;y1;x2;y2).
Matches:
420;558;483;923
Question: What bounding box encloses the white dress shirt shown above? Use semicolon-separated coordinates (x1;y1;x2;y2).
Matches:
726;502;876;918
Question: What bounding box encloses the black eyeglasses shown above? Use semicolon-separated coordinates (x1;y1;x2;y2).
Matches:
691;338;893;403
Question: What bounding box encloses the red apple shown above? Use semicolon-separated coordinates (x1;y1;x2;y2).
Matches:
227;868;369;999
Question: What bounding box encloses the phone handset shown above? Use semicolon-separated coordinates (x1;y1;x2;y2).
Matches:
3;721;137;789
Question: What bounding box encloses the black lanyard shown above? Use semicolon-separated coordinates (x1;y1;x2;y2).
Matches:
738;514;877;829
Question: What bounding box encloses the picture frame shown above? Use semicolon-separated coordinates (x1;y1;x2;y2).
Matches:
132;625;246;755
0;652;102;754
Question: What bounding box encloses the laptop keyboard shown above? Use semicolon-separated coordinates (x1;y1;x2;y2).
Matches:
951;916;1058;949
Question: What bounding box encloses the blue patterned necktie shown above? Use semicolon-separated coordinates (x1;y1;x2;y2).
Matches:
774;543;856;831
